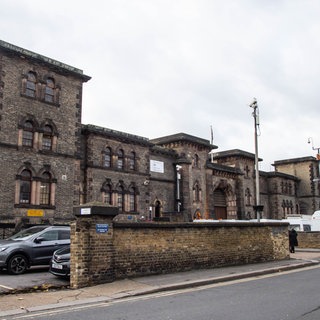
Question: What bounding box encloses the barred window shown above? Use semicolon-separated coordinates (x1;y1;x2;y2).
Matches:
104;147;112;167
129;186;136;212
19;170;32;204
40;172;51;205
129;151;136;170
117;149;124;170
22;121;34;147
45;78;55;103
103;184;112;205
117;186;125;211
26;72;36;97
42;125;53;151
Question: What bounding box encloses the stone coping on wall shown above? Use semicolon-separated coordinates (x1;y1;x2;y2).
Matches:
113;220;289;228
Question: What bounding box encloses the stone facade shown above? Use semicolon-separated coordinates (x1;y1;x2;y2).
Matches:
0;40;90;229
0;39;319;233
274;157;320;214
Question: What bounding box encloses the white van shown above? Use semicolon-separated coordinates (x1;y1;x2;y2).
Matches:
282;216;312;232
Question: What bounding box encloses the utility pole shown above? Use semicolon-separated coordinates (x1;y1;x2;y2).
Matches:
176;165;182;212
249;98;263;222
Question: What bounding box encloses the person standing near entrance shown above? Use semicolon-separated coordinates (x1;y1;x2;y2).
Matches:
289;229;298;253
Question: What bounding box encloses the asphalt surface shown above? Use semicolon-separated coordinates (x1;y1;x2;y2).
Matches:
0;266;69;295
1;249;320;318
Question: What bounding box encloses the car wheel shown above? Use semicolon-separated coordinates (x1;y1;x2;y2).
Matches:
7;254;28;275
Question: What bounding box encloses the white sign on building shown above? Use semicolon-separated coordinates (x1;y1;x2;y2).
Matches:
150;160;164;173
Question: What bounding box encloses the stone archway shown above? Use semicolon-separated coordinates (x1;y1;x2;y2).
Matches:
212;180;237;220
213;188;227;219
154;200;161;218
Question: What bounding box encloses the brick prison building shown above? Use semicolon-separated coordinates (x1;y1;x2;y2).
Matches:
0;40;319;231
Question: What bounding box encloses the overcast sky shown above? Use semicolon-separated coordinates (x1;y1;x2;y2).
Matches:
2;0;320;171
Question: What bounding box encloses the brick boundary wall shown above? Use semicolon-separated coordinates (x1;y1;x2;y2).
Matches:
70;208;290;289
296;231;320;249
112;222;289;280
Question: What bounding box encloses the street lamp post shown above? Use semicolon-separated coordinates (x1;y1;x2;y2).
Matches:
249;99;263;222
308;137;320;158
308;138;320;207
176;165;182;212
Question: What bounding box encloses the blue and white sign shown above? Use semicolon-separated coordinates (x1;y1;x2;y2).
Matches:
96;224;109;233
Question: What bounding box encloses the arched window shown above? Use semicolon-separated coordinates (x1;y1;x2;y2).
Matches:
245;188;252;206
22;121;34;147
129;186;136;212
244;165;250;178
19;170;32;204
45;78;55;103
103;184;113;205
282;200;286;216
288;183;292;195
117;185;125;211
117;149;124;170
193;154;199;168
104;147;112;168
42;125;53;151
25;72;36;97
40;172;51;205
129;151;136;170
193;182;201;202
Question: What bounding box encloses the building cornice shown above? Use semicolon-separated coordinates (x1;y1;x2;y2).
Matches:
82;124;151;147
0;40;91;82
150;133;217;151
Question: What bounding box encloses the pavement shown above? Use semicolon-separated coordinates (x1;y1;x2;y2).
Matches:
1;249;320;318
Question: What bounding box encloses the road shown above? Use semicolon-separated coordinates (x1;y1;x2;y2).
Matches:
7;265;320;320
0;266;68;294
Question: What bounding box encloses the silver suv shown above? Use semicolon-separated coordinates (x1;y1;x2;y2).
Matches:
0;225;70;275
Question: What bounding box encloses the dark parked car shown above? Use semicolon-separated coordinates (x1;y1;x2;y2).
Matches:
0;225;70;275
49;245;70;277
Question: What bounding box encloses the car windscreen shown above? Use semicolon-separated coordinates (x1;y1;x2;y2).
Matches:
8;226;48;240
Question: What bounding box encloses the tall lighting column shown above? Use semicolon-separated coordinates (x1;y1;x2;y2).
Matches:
249;98;262;222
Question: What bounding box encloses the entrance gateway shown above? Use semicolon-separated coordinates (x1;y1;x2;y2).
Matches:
213;189;227;219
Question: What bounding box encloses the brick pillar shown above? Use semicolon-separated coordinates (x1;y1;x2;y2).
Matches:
70;204;118;288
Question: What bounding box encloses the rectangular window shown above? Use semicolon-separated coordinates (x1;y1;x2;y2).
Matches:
42;137;52;150
40;183;50;205
104;155;111;167
104;193;112;205
129;158;135;170
117;159;124;170
129;194;135;211
117;194;123;210
22;131;33;147
45;87;54;103
20;182;31;204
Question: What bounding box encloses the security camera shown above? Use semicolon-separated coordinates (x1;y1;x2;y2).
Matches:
143;180;150;186
249;98;257;108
